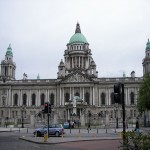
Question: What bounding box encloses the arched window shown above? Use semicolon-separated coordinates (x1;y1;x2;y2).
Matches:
111;93;115;105
50;93;54;105
85;92;90;105
101;93;105;105
14;93;18;105
65;93;70;102
31;94;36;106
130;92;134;105
23;94;27;106
40;93;45;105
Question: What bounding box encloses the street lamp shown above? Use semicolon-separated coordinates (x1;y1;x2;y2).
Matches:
21;105;25;128
88;110;91;129
114;103;119;128
98;112;101;128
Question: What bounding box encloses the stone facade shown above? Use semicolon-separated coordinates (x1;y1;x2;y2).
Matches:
0;23;149;127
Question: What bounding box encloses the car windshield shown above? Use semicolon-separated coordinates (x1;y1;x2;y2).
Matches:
56;124;62;128
43;124;62;128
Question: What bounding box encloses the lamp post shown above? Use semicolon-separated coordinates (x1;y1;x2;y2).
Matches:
88;110;91;129
114;103;119;128
98;112;101;128
21;105;25;128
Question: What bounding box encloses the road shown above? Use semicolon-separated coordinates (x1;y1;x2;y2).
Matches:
0;131;122;150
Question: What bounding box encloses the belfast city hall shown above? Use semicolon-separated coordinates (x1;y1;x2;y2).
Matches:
0;23;149;127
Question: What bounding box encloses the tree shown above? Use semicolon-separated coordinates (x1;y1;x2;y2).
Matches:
138;73;150;113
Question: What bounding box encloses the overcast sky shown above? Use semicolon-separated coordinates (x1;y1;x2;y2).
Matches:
0;0;150;80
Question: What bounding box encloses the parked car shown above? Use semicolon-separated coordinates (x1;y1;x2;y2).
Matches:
33;124;65;137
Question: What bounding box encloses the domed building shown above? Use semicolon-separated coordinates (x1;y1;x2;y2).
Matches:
0;23;148;127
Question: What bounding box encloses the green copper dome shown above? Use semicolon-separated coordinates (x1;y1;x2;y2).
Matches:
6;44;13;56
69;23;88;44
69;33;87;44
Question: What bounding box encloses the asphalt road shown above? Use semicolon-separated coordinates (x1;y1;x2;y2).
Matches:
0;131;122;150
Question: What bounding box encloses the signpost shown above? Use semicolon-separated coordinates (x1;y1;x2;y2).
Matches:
114;83;126;145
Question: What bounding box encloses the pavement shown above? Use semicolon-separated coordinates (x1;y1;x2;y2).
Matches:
0;126;149;144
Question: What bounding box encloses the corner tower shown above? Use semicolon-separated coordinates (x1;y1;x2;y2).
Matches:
0;44;16;81
57;23;98;78
143;39;150;75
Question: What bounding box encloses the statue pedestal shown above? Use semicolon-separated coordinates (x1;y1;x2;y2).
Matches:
105;114;109;126
81;114;85;126
30;115;35;127
73;107;76;114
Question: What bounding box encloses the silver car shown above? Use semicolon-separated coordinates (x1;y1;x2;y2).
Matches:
33;124;65;137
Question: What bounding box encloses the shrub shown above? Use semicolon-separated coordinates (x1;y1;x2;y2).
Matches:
119;131;150;150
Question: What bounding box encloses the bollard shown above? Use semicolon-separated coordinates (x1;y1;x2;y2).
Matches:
19;127;20;133
77;133;81;138
70;128;71;134
93;133;96;137
44;131;48;142
106;128;107;133
27;128;28;133
61;132;64;138
97;128;98;134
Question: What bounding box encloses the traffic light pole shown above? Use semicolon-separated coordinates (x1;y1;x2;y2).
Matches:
121;84;126;145
47;113;50;138
114;83;126;145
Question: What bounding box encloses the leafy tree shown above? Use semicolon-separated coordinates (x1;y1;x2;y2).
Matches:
138;73;150;113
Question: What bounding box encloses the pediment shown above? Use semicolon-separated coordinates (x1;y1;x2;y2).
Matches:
60;71;93;83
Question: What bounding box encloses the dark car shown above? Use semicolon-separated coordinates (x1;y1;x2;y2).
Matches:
33;124;65;137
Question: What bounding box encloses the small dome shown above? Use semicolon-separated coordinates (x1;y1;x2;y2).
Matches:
146;39;150;51
6;44;13;56
59;59;65;67
90;60;96;66
1;60;7;64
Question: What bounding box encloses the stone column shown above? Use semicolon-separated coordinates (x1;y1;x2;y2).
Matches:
60;88;61;105
54;111;58;124
108;88;110;105
83;88;84;101
93;87;95;105
70;88;72;100
73;87;74;97
90;87;92;105
8;89;11;106
38;89;40;106
62;88;64;106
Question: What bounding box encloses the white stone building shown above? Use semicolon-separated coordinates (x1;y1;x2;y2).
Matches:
0;23;149;127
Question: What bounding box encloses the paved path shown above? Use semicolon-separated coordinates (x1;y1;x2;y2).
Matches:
0;127;149;144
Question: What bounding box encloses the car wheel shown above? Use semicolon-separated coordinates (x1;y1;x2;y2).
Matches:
37;131;41;137
55;131;59;137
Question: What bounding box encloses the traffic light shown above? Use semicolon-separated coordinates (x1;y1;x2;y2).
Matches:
44;102;49;113
48;104;51;113
114;83;121;104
